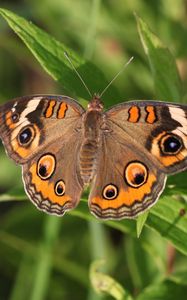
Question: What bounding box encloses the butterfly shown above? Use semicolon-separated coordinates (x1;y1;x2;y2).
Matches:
0;94;187;219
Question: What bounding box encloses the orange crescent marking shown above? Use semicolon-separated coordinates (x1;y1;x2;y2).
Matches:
91;173;156;209
12;143;30;158
146;106;157;124
128;106;140;123
159;151;187;166
57;102;68;119
30;163;71;205
44;100;56;118
151;132;166;157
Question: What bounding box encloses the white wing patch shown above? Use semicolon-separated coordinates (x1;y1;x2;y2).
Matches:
169;106;187;134
20;98;42;123
169;106;187;148
12;97;42;138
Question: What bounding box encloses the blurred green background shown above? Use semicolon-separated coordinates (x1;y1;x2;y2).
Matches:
0;1;187;300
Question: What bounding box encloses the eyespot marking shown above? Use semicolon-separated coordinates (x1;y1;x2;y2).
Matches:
18;126;35;146
159;133;183;155
103;184;118;200
151;131;187;167
128;106;140;123
57;102;68;119
5;111;17;129
29;163;71;207
145;106;157;124
11;112;19;122
125;161;148;188
37;154;56;180
55;180;65;196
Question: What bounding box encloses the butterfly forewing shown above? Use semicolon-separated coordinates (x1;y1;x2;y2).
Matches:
106;101;187;174
0;95;85;216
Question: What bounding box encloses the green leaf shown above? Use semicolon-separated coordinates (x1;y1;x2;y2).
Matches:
136;211;149;238
137;276;187;300
90;260;133;300
0;8;119;107
169;270;187;286
146;196;187;256
125;229;168;291
136;15;182;101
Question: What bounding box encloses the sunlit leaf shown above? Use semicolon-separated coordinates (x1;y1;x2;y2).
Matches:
0;8;119;107
136;15;182;101
136;211;149;238
137;275;187;300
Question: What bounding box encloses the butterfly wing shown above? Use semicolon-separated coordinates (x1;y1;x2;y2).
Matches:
89;100;187;219
0;95;85;215
106;101;187;174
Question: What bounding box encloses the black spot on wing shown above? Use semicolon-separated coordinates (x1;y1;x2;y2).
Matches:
146;106;182;151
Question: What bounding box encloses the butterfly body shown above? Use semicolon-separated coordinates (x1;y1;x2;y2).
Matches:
79;96;103;185
0;95;187;219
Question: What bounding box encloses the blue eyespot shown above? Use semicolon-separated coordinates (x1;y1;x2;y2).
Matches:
18;126;34;145
160;134;182;154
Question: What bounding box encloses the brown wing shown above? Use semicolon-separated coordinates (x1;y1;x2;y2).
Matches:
89;100;187;219
0;95;85;163
105;100;187;174
0;95;85;215
22;131;84;215
89;120;166;219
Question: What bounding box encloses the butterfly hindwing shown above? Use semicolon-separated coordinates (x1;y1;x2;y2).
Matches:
89;118;166;219
22;131;84;215
89;100;187;219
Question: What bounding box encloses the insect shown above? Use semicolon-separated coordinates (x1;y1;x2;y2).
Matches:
0;93;187;219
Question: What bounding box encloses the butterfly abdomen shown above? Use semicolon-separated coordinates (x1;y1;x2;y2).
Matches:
79;140;98;184
80;110;102;184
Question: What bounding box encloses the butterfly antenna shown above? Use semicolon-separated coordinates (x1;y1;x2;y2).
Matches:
64;51;92;98
99;56;134;98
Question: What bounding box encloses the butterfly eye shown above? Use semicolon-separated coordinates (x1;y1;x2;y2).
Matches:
18;126;35;146
103;184;118;200
37;154;56;180
160;134;183;155
11;112;19;123
125;161;148;188
55;180;65;196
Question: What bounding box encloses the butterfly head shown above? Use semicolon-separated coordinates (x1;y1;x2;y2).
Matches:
88;94;104;112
